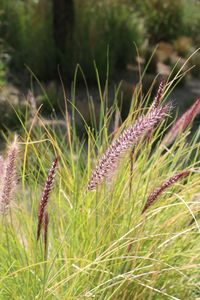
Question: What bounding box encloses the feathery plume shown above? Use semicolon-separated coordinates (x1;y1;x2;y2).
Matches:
142;170;189;213
151;79;166;110
0;135;18;214
162;98;200;146
37;156;59;241
88;104;171;191
146;80;166;142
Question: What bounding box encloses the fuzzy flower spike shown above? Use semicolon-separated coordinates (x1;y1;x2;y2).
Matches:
151;79;166;110
162;98;200;146
37;156;59;241
142;170;189;213
88;104;171;191
0;135;18;214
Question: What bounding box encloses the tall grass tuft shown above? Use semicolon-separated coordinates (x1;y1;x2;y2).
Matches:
0;73;200;299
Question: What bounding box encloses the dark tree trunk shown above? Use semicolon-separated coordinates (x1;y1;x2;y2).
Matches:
52;0;74;55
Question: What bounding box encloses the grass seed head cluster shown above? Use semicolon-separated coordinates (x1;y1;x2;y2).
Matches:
0;76;200;299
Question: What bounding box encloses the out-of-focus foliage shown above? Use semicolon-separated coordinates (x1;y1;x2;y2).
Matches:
0;0;55;81
182;0;200;46
0;54;6;87
0;9;6;87
0;0;144;82
134;0;186;42
71;1;144;81
1;0;200;83
134;0;200;45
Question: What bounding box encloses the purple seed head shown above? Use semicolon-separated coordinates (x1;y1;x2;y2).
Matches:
142;170;189;213
88;104;171;191
151;79;166;110
37;156;59;240
162;98;200;146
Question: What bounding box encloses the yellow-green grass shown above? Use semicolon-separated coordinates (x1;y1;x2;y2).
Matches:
0;70;200;300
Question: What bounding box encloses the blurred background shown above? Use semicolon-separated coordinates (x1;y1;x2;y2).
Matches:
0;0;200;134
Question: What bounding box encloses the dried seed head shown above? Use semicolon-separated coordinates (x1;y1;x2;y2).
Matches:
162;98;200;146
88;104;171;191
142;170;189;213
0;135;18;214
37;156;59;240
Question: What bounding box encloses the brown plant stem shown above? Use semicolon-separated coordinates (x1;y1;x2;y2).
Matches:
44;210;49;258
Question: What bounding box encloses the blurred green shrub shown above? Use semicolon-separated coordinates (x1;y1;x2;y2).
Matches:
71;1;144;81
0;10;7;87
134;0;186;42
0;42;6;87
0;0;56;81
2;0;199;84
182;0;200;46
0;58;5;87
0;0;144;82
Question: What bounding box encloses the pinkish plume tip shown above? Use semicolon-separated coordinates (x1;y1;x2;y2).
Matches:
88;104;171;191
142;170;189;213
162;98;200;146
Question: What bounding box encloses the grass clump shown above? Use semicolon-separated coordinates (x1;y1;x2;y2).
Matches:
0;74;200;299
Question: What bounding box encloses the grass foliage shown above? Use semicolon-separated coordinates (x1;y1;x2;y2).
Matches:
135;0;200;44
0;71;200;299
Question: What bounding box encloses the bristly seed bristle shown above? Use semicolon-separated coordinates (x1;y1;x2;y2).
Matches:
88;104;171;191
142;170;190;213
